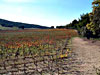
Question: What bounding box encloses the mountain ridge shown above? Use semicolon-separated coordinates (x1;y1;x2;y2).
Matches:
0;18;50;29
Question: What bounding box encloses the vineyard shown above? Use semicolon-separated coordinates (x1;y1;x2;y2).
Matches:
0;29;78;75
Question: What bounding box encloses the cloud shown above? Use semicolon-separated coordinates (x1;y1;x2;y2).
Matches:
0;12;68;27
3;0;34;3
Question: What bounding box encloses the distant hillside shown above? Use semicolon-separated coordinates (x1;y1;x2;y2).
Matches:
0;18;50;29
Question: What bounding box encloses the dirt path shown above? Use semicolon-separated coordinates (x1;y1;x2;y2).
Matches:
71;37;100;75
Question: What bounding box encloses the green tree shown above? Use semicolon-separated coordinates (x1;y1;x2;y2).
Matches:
86;0;100;37
66;13;90;37
51;26;54;29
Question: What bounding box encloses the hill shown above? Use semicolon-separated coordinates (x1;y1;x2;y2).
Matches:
0;18;50;29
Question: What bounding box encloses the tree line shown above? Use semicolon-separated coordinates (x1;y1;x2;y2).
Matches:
56;0;100;39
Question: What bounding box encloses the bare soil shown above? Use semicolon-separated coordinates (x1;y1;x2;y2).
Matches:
71;37;100;75
0;37;100;75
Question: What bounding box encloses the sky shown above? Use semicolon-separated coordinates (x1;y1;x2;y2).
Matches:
0;0;93;27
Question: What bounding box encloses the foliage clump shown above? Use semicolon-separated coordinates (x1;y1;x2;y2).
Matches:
87;0;100;37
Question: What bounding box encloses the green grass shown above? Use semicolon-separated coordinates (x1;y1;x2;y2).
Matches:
0;25;19;30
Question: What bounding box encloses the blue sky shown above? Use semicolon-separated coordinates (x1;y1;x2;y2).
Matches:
0;0;93;27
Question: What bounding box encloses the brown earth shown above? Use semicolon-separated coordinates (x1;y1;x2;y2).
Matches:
71;37;100;75
0;37;100;75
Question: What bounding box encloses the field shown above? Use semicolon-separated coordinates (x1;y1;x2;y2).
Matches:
0;29;78;75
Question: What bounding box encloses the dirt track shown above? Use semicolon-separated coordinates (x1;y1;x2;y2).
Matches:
72;37;100;75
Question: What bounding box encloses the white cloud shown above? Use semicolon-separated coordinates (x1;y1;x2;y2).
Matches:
0;13;68;27
0;1;68;27
0;5;24;15
3;0;34;3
